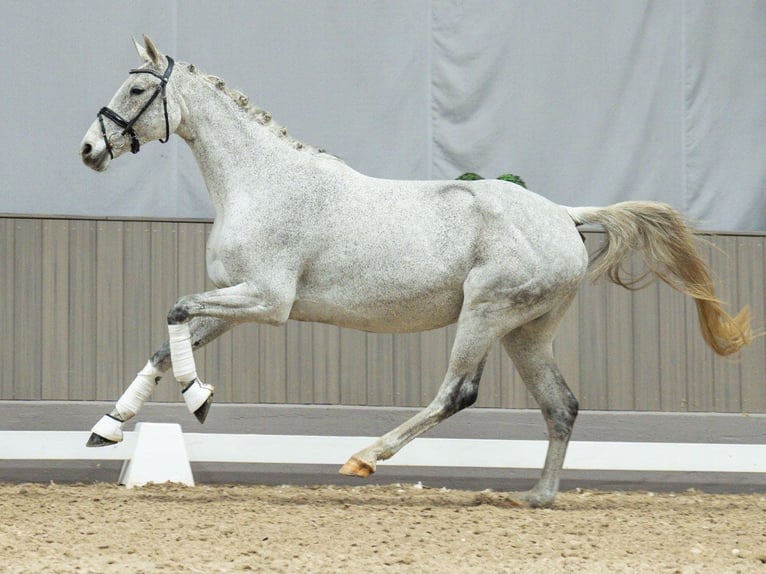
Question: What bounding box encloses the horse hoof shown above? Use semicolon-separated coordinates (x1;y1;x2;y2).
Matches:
339;456;375;478
182;379;215;423
86;432;118;447
193;396;213;424
87;414;124;446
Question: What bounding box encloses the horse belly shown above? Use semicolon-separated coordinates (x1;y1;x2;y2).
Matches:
290;279;465;333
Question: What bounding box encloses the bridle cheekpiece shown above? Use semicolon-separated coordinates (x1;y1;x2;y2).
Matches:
97;55;175;159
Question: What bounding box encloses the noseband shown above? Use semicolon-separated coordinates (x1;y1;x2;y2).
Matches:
97;56;175;159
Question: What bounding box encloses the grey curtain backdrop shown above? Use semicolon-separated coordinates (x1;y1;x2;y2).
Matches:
1;1;764;231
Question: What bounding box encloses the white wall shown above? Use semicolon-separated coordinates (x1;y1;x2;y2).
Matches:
1;0;764;231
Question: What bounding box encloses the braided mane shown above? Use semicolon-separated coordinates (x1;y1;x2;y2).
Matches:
183;62;340;160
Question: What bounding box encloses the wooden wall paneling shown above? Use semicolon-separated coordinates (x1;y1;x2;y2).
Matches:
339;329;367;405
0;219;14;399
630;255;662;411
258;324;287;403
657;278;689;411
578;267;608;409
393;333;421;407
13;220;43;399
67;220;97;400
149;222;179;402
419;329;449;406
312;323;341;404
95;221;125;401
41;219;70;400
121;222;154;398
208;327;235;404
285;321;313;403
232;322;262;403
684;239;715;411
366;333;395;406
2;217;764;413
737;236;766;412
710;236;743;412
476;338;502;409
604;262;636;410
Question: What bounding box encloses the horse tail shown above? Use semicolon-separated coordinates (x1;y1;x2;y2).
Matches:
566;201;752;356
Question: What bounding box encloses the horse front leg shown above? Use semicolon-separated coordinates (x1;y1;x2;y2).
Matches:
86;317;233;446
162;280;294;418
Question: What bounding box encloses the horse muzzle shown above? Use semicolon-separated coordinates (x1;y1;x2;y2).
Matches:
80;127;113;172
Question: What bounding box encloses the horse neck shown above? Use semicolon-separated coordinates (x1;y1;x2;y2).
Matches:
174;70;300;212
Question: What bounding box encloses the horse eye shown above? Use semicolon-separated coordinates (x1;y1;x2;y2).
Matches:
130;86;146;96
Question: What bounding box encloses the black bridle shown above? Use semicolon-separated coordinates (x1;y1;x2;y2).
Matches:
98;56;175;159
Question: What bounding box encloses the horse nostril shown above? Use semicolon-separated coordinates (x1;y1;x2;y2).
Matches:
81;143;93;157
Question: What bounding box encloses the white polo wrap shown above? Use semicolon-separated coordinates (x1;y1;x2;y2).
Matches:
168;323;198;382
115;360;161;421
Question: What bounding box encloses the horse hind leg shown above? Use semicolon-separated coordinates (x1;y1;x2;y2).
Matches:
501;311;579;507
339;310;497;477
86;317;233;447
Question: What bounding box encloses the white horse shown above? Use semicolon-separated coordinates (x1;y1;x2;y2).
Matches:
80;37;751;507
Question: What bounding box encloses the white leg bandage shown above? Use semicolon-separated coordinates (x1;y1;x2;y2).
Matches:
168;323;214;414
115;361;163;421
91;361;162;443
168;323;198;382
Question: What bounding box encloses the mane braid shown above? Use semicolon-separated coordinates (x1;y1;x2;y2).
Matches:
183;62;340;161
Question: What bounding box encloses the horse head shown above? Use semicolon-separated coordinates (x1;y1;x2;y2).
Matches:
80;36;181;171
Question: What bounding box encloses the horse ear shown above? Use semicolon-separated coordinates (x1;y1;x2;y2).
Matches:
133;36;151;63
142;35;162;66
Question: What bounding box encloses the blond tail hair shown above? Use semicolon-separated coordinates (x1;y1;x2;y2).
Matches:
567;201;752;356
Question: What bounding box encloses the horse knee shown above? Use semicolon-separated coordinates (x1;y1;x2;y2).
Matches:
167;297;193;324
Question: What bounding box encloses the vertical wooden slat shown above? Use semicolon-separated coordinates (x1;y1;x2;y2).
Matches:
578;237;608;410
658;278;688;411
212;330;235;403
605;268;635;410
41;220;70;399
122;222;154;396
312;323;341;404
231;322;261;403
684;238;714;411
419;329;449;406
631;257;661;411
394;333;421;407
339;329;367;405
95;221;125;400
285;322;313;403
366;333;395;406
68;220;97;400
0;220;15;399
13;220;43;399
738;236;766;412
150;222;179;402
259;325;287;403
710;236;742;412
